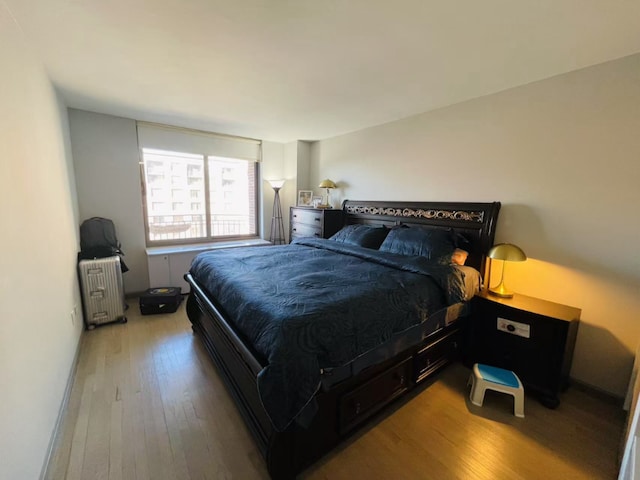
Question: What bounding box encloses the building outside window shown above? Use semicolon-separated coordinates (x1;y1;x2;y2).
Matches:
141;148;258;244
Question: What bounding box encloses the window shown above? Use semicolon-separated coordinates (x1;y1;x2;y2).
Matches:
141;148;258;244
138;122;261;245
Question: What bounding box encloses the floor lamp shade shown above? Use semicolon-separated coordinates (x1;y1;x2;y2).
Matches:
268;180;286;245
487;243;527;298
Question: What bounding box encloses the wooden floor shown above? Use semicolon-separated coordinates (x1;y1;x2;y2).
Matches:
47;299;625;480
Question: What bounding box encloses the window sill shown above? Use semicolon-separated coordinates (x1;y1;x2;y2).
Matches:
146;238;272;256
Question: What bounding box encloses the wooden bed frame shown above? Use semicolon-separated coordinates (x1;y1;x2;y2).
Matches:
185;200;501;479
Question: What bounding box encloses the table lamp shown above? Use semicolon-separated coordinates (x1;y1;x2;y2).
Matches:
318;179;337;208
487;243;527;298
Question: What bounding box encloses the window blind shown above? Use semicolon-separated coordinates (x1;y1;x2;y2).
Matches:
136;122;261;161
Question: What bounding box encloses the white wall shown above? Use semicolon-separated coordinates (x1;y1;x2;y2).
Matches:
295;141;312;191
69;110;148;293
0;4;83;478
310;53;640;397
69;112;288;292
279;140;313;240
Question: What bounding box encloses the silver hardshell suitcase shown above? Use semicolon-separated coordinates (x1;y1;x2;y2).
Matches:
78;256;127;329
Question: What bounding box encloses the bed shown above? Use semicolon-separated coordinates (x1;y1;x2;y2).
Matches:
185;199;500;479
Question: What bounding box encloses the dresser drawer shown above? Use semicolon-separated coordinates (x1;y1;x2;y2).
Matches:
291;208;323;227
414;329;461;383
339;357;412;434
290;223;322;240
289;207;344;242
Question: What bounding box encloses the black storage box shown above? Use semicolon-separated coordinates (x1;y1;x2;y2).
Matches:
139;287;183;315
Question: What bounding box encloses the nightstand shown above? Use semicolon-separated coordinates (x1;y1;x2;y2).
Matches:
466;290;580;408
289;207;344;242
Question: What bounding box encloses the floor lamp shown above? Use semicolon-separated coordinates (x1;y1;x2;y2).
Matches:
268;180;286;245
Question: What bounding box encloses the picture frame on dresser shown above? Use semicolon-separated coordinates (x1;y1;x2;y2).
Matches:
297;190;313;206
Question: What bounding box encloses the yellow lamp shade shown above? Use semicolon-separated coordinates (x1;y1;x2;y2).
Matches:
487;243;527;262
487;243;526;298
318;179;337;189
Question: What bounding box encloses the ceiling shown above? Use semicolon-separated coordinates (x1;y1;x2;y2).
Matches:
6;0;640;143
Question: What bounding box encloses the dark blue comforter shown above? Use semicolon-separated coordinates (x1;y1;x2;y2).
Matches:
189;238;467;431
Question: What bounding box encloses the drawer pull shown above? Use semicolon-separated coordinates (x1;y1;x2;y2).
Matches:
354;401;361;415
393;372;406;386
314;217;321;222
314;233;320;237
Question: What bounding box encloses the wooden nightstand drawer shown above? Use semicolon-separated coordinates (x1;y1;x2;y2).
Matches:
467;290;580;407
473;304;555;385
339;357;412;434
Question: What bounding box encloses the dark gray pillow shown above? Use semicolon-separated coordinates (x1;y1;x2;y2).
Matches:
329;224;389;249
378;226;457;263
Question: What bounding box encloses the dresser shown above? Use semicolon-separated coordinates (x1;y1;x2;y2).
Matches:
289;207;344;242
466;290;580;408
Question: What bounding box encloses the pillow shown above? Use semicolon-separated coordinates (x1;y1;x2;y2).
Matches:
378;226;457;264
329;224;389;249
454;265;482;300
451;248;469;265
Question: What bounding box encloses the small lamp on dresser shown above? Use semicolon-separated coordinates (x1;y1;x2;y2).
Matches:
487;243;527;298
318;179;337;208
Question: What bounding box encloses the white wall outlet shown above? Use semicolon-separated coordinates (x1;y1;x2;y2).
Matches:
496;317;531;338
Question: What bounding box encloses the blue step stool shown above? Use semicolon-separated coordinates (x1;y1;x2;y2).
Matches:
468;363;525;417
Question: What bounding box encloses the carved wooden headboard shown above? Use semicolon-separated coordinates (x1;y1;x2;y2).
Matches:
342;200;501;278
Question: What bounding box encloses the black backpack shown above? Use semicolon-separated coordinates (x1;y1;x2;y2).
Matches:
79;217;128;272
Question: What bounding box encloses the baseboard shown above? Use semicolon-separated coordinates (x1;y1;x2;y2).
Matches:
571;377;625;408
125;291;146;299
39;330;84;480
